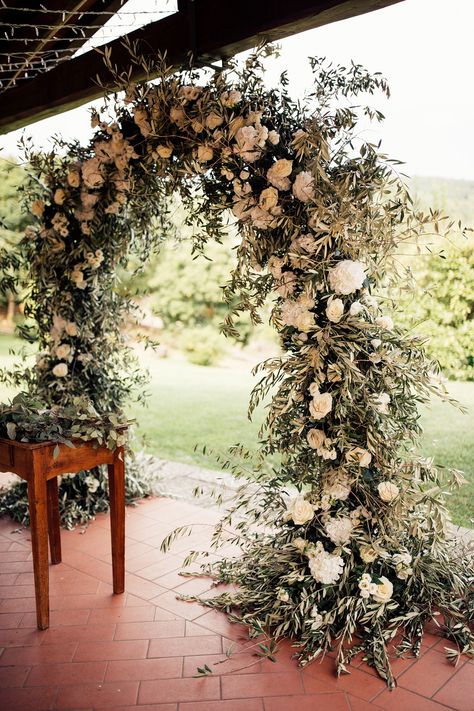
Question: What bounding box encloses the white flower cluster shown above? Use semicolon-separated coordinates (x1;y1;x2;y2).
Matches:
307;541;345;585
392;551;413;579
285;495;315;525
328;260;366;295
324;515;355;546
281;292;315;333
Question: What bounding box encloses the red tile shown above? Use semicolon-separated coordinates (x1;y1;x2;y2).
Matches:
0;584;36;598
0;550;30;563
185;621;217;636
148;635;222;658
302;656;386;701
20;608;90;628
374;687;454;710
56;681;139;708
192;609;249;641
397;649;461;697
222;671;304;699
26;660;107;686
138;676;220;704
88;605;156;624
0;641;77;665
0;686;56;711
99;706;177;711
180;701;263;711
0;625;42;647
0;573;18;585
0;663;30;687
114;619;184;640
183;652;262;677
149;591;209;621
105;656;183;681
433;662;474;710
347;697;385;710
0;560;33;574
264;693;350;710
39;623;116;645
0;611;23;629
122;573;167;601
74;639;148;661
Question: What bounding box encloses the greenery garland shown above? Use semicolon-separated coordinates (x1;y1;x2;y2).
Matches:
0;46;472;682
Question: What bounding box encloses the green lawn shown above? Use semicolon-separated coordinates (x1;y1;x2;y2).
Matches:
0;334;472;527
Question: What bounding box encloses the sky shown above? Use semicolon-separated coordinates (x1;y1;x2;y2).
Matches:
1;0;473;181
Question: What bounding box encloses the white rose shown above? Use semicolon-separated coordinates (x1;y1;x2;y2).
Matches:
286;495;315;525
328;260;367;295
377;481;399;502
267;159;293;191
326;298;344;323
346;447;372;467
372;576;393;603
293;537;307;553
294;310;315;333
325;516;354;546
309;392;332;420
52;362;68;377
205;112;224;130
292;171;315;202
349;301;364;316
55;343;71;360
307;428;325;450
259;187;279;211
375;315;394;330
84;475;100;493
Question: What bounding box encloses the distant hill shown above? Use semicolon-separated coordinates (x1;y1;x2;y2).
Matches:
410;176;474;226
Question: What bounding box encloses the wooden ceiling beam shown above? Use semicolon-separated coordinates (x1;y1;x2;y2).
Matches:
0;0;403;135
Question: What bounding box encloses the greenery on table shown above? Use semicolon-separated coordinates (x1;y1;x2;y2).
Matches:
0;45;472;684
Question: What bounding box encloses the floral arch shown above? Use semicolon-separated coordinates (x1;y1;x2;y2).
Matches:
1;49;472;684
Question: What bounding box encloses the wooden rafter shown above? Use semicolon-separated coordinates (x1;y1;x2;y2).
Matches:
0;0;403;134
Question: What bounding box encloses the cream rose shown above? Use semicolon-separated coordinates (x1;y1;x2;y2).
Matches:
372;576;393;603
197;145;214;162
52;362;68;377
326;298;344;323
286;495;315;525
259;187;279;211
205;112;224;130
267;159;293;190
349;301;364;316
220;89;241;107
378;481;399;502
268;130;280;145
306;428;325;450
31;200;45;217
67;170;81;188
346;447;372;467
53;188;66;205
82;157;104;189
375;315;394;330
359;545;378;563
309;392;333;420
55;343;71;360
328;260;367;295
155;144;173;159
292;170;315;202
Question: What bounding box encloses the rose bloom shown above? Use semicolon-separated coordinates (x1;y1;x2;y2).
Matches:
275;271;297;298
295;309;314;332
249;205;274;229
267;159;293;190
375;315;394;330
178;85;202;101
286;495;314;525
346;447;372;467
309;392;333;420
197;145;214;162
53;188;66;205
326;298;344;323
67;170;81;188
268;130;280;145
55;343;71;360
293;537;307;553
52;362;68;378
259;187;279;211
349;301;364;316
155;144;173;159
170;106;186;126
292;170;315;202
82;157;104;189
328;260;367;295
359;545;378;563
325;516;354;546
31;200;45;217
307;428;325;450
205;112;224;130
372;576;393;603
220;89;242;107
378;481;400;502
65;321;78;337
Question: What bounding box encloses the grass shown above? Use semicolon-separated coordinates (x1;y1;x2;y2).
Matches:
0;334;472;527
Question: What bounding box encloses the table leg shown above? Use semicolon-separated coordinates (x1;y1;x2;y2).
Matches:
108;451;125;594
28;467;49;630
47;477;62;564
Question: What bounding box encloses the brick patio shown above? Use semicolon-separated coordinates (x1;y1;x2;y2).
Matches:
0;496;472;710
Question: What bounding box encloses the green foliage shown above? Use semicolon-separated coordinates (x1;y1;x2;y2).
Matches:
0;157;30;246
179;325;226;366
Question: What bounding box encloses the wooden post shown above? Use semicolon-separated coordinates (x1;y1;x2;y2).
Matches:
28;454;50;630
47;477;62;565
108;449;125;594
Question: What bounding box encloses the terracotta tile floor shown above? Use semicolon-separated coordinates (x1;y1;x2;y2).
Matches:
0;496;472;711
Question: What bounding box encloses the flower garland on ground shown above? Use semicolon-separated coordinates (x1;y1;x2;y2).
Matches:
0;48;472;680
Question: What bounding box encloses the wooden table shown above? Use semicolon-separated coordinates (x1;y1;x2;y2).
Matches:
0;437;125;629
